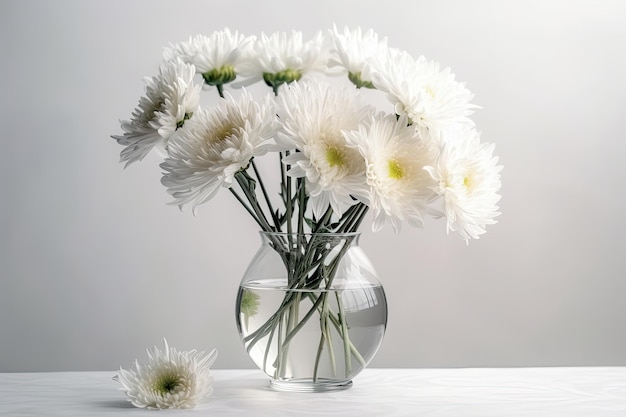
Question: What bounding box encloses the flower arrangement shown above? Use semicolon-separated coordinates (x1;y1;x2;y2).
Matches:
112;26;501;240
112;26;502;388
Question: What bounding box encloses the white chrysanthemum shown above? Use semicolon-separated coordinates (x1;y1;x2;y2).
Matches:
238;31;329;92
112;60;201;167
364;48;477;136
424;127;502;242
114;339;217;410
163;29;255;89
344;113;439;233
328;25;389;89
275;80;373;218
161;90;278;211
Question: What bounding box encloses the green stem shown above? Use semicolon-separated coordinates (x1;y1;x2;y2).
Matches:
244;234;367;380
275;291;301;375
285;161;293;236
336;291;352;376
326;306;367;366
228;188;265;230
276;311;284;379
313;329;325;382
263;323;277;373
337;203;369;233
297;177;306;235
216;83;225;98
280;291;326;348
350;204;369;232
235;171;273;232
251;159;280;231
307;292;367;368
325;316;337;375
277;235;353;353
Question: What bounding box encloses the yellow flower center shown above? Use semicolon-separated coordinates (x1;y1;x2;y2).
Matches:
387;159;404;180
213;123;236;142
463;174;474;193
326;146;345;168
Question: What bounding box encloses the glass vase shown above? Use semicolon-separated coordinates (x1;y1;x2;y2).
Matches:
235;232;387;392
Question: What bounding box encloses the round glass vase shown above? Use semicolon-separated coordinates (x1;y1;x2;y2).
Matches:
235;232;387;392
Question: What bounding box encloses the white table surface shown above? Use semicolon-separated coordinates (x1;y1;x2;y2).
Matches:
1;367;625;416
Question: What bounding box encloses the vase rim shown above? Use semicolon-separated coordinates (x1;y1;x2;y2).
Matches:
259;231;361;237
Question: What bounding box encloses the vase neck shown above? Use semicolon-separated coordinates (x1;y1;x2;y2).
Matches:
259;231;361;247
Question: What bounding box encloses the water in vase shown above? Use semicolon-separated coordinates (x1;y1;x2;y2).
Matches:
236;279;387;384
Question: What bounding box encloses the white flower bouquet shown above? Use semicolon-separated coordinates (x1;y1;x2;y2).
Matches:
112;26;501;389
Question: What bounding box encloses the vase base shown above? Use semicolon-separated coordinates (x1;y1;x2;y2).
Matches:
269;378;353;392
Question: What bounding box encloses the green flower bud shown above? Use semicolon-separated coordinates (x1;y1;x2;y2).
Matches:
176;112;193;129
202;65;237;86
348;72;375;89
263;69;302;94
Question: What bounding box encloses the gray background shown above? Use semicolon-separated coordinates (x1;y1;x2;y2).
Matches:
1;0;625;372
